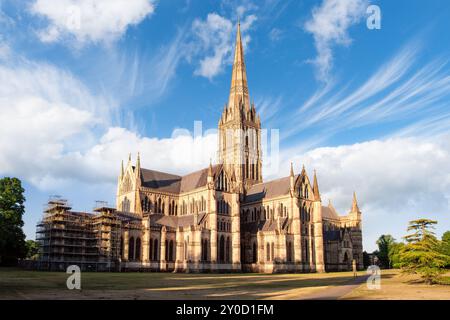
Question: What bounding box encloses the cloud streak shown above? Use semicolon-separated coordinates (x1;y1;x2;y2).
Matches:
283;39;450;147
304;0;369;82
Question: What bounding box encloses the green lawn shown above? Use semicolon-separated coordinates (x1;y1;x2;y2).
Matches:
3;268;448;300
0;267;363;300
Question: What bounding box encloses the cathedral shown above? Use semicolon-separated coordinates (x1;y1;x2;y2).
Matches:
115;23;363;273
37;23;363;273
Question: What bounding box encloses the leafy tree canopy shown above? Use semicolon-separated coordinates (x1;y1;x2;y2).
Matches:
376;234;397;268
399;219;450;284
403;219;437;243
0;177;27;265
25;240;39;260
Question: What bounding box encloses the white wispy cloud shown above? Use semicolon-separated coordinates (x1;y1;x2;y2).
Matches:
0;58;105;188
0;37;11;60
255;95;283;123
304;0;369;82
139;28;189;103
268;28;283;42
29;0;156;46
284;40;450;144
190;12;257;79
0;47;219;190
303;41;419;127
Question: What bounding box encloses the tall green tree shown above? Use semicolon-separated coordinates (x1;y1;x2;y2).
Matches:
440;231;450;267
399;219;449;284
403;219;437;242
0;177;27;265
376;234;396;268
25;240;39;260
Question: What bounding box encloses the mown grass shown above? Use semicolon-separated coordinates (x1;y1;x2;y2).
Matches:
0;267;364;300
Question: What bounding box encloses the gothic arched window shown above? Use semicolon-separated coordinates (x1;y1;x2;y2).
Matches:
153;239;158;261
135;238;141;261
122;197;130;212
271;242;275;262
169;240;174;261
226;237;231;262
149;238;153;261
120;237;124;259
219;236;225;262
129;237;135;261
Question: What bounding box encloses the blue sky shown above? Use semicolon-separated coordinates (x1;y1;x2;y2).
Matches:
1;0;450;252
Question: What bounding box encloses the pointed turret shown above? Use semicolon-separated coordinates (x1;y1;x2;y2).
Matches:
351;191;360;213
120;160;124;178
127;153;132;168
228;21;250;112
208;159;213;176
313;169;321;201
135;152;141;178
207;159;214;189
301;164;306;176
290;162;295;192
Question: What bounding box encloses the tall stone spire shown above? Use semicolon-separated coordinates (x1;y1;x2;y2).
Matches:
228;21;250;111
351;192;360;212
218;21;262;191
313;170;321;201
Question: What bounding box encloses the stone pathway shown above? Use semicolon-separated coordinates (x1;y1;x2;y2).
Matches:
295;275;369;300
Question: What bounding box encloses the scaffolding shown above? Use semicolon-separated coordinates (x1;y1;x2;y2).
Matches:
35;197;122;271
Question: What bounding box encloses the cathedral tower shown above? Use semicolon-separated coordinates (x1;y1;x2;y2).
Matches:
218;22;262;193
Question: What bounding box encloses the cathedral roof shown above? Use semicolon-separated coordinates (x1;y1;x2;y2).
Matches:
179;164;221;193
140;168;181;192
140;164;222;194
149;212;207;228
321;205;340;220
241;217;290;233
244;175;297;203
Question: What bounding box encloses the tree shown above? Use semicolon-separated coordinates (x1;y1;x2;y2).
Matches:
399;219;450;284
25;240;39;260
403;219;437;243
388;242;404;269
0;177;27;265
376;234;396;268
440;231;450;267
